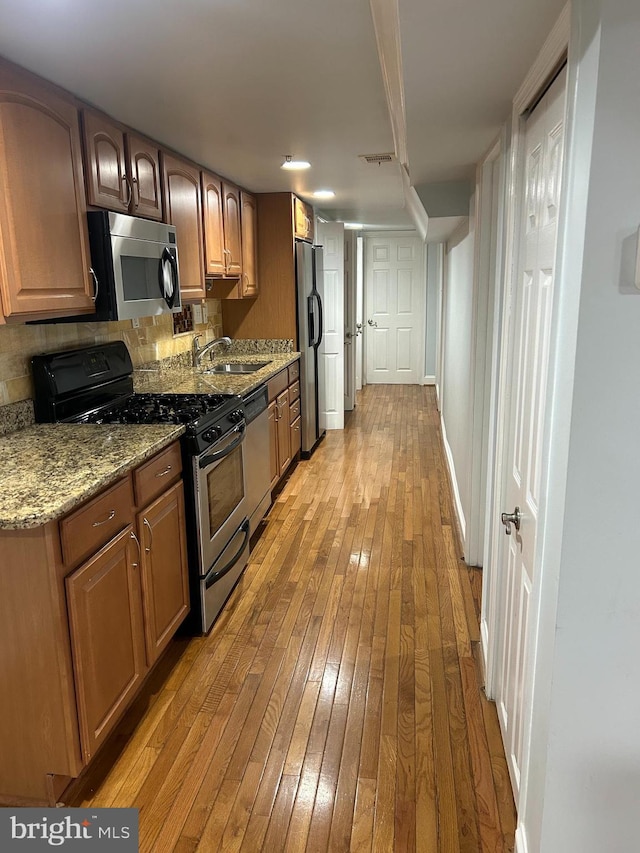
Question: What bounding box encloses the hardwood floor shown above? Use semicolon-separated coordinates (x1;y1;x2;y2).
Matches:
69;385;516;852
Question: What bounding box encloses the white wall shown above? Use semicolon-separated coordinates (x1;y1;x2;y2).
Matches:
424;243;440;380
523;1;640;849
441;202;475;541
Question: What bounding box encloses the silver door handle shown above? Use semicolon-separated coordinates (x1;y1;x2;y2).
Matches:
367;319;377;327
130;530;141;568
501;506;521;535
143;517;153;553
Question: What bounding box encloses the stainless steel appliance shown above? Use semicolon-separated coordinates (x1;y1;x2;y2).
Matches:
85;211;181;322
243;385;272;534
295;241;325;456
31;342;249;634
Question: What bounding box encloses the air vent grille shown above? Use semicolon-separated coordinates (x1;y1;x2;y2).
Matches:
358;152;396;165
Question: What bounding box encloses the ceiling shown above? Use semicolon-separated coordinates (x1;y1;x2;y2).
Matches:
0;0;565;237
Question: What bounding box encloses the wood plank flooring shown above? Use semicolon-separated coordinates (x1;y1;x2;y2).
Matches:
69;385;516;852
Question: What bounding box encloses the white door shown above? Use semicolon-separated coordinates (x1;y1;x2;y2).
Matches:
495;67;567;799
316;221;344;430
344;231;357;411
365;235;424;383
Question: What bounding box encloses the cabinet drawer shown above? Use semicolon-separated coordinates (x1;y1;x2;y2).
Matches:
288;360;300;384
61;477;133;568
289;379;300;403
290;416;302;457
289;395;301;424
267;368;289;402
134;442;182;509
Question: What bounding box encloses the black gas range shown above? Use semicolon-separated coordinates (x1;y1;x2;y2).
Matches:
32;341;251;633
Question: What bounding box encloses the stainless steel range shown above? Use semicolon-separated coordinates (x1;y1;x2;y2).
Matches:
32;341;250;633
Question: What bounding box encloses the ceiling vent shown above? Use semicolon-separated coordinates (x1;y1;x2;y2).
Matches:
358;152;396;166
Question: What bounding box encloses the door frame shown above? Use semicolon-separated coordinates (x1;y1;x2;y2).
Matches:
344;230;358;410
363;231;426;386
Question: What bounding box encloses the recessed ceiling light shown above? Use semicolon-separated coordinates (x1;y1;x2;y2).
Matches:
281;155;311;171
344;222;364;230
312;190;335;199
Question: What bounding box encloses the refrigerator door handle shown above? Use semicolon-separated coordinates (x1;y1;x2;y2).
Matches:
314;291;323;349
307;295;316;346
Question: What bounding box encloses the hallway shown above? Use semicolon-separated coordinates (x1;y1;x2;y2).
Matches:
70;385;516;851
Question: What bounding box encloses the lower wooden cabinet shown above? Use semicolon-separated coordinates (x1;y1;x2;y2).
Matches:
267;361;301;489
138;481;189;666
0;440;190;804
66;526;146;762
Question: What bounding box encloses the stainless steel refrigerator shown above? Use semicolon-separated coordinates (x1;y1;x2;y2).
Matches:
295;240;325;456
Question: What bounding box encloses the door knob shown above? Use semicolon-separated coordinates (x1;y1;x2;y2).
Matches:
367;319;377;327
500;506;521;535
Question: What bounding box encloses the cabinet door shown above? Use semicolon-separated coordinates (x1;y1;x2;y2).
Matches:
222;182;243;276
293;196;314;242
268;400;279;488
82;110;129;212
0;62;94;319
201;171;226;276
138;482;190;666
66;526;146;762
290;415;302;457
127;133;162;221
276;389;291;477
162;152;206;301
240;192;259;297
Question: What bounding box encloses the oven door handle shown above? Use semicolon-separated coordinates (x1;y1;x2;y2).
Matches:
204;519;250;589
199;423;246;469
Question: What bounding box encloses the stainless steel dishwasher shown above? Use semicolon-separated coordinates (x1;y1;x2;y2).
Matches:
243;384;272;534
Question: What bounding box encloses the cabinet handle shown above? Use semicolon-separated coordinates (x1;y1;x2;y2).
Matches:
143;517;153;553
154;465;172;478
92;509;115;527
130;530;141;568
90;267;99;303
122;174;132;207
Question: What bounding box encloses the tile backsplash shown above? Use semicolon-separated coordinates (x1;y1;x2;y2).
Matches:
0;299;223;405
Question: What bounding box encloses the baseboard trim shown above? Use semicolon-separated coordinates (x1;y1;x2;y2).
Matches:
440;415;466;542
422;374;436;386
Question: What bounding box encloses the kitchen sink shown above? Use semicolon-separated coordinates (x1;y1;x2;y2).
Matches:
205;361;271;375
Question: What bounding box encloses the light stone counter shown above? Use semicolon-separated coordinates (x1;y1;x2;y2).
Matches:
0;423;184;529
133;351;301;398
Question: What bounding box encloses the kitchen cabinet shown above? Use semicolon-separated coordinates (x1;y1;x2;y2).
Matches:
202;171;226;276
83;112;163;222
222;193;314;343
294;195;314;242
240;191;259;297
222;181;243;276
66;526;147;762
267;361;301;489
138;481;189;666
0;60;95;321
162;152;206;301
0;441;189;805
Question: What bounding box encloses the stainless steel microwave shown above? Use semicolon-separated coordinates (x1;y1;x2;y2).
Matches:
87;211;182;322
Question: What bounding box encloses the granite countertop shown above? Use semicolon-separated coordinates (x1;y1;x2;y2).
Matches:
133;351;301;397
0;349;300;531
0;424;184;530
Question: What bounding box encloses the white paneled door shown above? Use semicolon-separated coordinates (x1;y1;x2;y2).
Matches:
316;221;344;430
496;66;567;801
365;235;424;384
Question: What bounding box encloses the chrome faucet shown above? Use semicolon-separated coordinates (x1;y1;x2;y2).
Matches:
192;334;232;368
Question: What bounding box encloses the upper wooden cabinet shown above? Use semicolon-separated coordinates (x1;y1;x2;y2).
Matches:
222;182;243;276
202;172;244;280
162;152;206;302
126;133;163;221
294;196;314;242
240;192;259;298
83;110;162;221
0;61;95;321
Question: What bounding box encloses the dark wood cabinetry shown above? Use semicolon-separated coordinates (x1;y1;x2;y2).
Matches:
240;191;259;297
0;441;189;804
162;153;206;302
222;193;313;343
0;60;95;321
267;361;301;489
83;111;162;221
222;182;243;277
